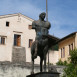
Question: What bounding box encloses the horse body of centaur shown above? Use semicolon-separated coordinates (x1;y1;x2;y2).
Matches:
31;36;49;74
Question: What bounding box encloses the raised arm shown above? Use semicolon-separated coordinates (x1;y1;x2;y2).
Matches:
32;21;36;29
48;22;51;29
45;22;51;29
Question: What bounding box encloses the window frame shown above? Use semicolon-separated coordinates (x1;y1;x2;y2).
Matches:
68;43;73;55
29;39;33;48
0;36;6;45
69;45;71;55
71;43;73;50
61;48;62;58
61;47;65;58
14;34;21;46
63;47;65;58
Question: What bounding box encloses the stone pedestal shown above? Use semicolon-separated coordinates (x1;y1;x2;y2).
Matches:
26;72;60;77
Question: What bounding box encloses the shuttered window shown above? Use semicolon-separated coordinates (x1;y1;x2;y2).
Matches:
63;47;65;58
29;39;33;47
14;34;21;46
0;37;6;45
71;43;73;50
69;43;73;55
61;48;62;58
69;45;71;55
61;47;65;58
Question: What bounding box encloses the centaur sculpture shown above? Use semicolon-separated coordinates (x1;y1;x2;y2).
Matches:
31;12;51;74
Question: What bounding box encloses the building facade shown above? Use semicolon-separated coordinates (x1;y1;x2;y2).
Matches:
0;13;36;63
58;32;77;62
0;13;59;65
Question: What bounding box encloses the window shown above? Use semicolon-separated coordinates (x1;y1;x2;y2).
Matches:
0;37;5;45
68;43;73;55
71;43;73;50
6;21;9;27
61;47;65;58
14;34;21;46
63;47;65;58
69;45;71;55
61;48;62;58
28;25;32;29
29;39;33;47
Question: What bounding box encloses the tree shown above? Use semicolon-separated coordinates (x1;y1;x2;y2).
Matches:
62;49;77;77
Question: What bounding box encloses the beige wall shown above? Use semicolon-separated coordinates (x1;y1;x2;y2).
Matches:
46;50;59;65
34;50;59;65
0;14;36;62
58;35;75;62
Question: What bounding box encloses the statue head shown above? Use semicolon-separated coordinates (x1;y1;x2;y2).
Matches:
39;12;46;20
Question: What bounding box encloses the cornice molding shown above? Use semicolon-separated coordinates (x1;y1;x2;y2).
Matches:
0;13;34;21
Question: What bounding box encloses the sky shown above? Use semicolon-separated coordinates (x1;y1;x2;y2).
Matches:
0;0;77;38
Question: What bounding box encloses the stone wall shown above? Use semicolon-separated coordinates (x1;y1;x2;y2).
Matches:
0;62;65;77
12;47;26;62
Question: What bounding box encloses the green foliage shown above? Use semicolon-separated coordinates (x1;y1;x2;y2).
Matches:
49;44;59;51
56;59;64;65
70;49;77;64
63;61;68;66
62;49;77;77
53;44;59;51
56;59;67;66
63;64;77;77
47;62;53;65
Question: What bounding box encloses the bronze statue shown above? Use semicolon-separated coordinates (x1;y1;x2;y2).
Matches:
31;12;51;74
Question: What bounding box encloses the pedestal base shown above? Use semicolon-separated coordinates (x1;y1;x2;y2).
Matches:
26;72;60;77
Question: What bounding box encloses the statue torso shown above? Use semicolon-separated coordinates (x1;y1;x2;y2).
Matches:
35;20;50;36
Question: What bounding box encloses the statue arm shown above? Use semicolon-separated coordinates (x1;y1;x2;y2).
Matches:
48;22;51;29
32;21;36;29
45;22;51;29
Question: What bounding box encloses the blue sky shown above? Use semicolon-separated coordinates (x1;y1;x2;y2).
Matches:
0;0;77;38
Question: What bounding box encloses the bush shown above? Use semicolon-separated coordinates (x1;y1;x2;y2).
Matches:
56;59;67;66
63;64;77;77
63;60;68;65
62;48;77;77
70;49;77;64
47;62;53;65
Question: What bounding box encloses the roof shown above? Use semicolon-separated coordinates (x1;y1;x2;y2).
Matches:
0;13;34;21
58;32;77;43
48;35;60;46
43;34;60;47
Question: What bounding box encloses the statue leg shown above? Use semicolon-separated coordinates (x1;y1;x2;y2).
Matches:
31;57;34;74
44;45;48;72
44;56;46;72
34;40;38;58
40;57;43;72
